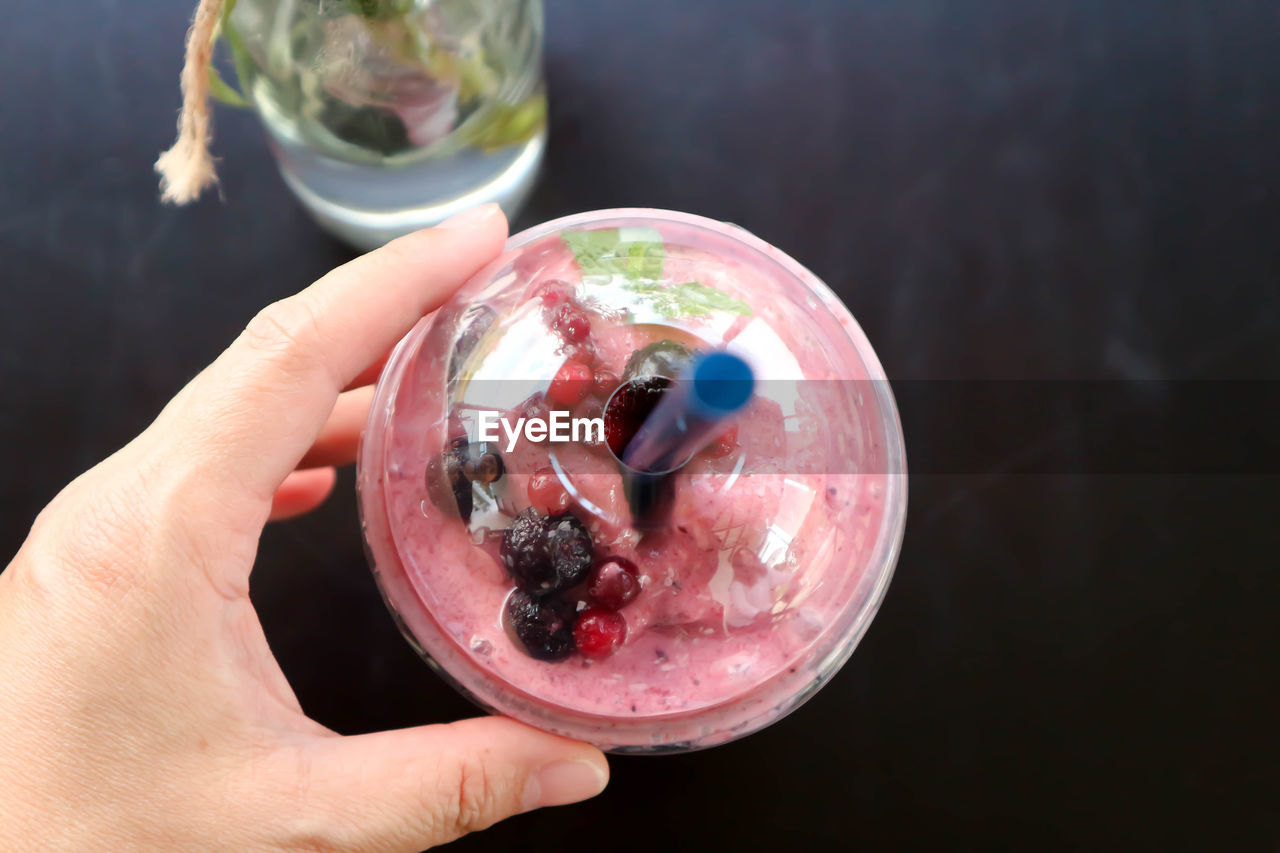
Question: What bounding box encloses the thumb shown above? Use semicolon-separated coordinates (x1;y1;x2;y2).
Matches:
295;717;609;852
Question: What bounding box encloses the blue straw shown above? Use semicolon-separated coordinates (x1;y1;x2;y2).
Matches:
622;350;755;473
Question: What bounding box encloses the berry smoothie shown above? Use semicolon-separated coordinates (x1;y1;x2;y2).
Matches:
358;209;906;752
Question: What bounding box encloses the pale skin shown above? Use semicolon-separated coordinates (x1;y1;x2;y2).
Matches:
0;204;609;852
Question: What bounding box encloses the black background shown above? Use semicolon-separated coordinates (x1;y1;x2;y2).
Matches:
2;1;1278;849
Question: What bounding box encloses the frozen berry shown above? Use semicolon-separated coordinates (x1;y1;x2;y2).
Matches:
528;467;570;516
589;557;640;610
604;376;671;457
592;369;620;398
424;437;472;521
703;425;739;459
623;340;694;381
547;360;594;406
501;508;553;592
573;608;627;659
544;512;594;589
506;590;575;662
460;443;504;484
551;303;591;342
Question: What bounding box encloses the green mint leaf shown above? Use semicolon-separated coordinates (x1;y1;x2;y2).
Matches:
207;64;250;108
561;228;664;283
624;280;753;318
561;229;751;318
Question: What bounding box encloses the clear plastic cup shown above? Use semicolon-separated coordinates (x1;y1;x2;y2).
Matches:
357;209;907;752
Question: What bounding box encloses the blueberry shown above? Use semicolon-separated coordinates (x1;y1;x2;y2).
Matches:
505;589;575;662
544;513;594;589
424;437;472;521
501;508;553;592
460;442;504;485
623;340;694;382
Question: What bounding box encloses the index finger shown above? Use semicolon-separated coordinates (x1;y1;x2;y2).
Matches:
161;204;508;506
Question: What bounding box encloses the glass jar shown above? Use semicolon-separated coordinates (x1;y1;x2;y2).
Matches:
225;0;546;249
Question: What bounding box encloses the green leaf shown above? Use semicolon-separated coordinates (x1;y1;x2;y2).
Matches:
562;228;664;283
207;64;250;108
623;280;753;318
560;229;752;318
459;94;547;151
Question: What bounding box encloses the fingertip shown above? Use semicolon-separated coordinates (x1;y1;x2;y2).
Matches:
437;202;507;233
268;466;338;521
523;756;610;811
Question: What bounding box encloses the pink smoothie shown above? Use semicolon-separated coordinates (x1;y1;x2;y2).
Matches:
359;210;905;751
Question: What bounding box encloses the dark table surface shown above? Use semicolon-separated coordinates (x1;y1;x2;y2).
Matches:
2;1;1278;849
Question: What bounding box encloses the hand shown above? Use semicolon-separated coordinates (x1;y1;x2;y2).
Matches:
0;204;609;852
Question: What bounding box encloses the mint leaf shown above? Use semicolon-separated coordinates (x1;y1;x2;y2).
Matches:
562;228;664;283
624;280;752;318
561;228;751;318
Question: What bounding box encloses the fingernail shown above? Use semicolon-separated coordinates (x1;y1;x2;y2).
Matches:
438;203;501;229
523;759;608;811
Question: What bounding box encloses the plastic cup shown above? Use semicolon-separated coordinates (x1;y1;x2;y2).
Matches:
357;209;907;753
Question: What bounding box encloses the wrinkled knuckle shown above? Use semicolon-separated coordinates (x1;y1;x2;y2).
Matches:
21;475;150;600
55;496;145;594
440;756;503;840
242;297;326;365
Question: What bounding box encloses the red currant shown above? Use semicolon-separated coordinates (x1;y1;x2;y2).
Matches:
547;360;594;406
573;608;627;659
588;557;641;610
528;467;570;516
551;303;591;342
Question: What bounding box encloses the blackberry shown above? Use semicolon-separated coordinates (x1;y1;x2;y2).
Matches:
623;340;694;382
501;508;552;592
544;513;594;589
506;590;576;662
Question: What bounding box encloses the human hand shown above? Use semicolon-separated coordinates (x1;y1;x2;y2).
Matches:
0;204;609;852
